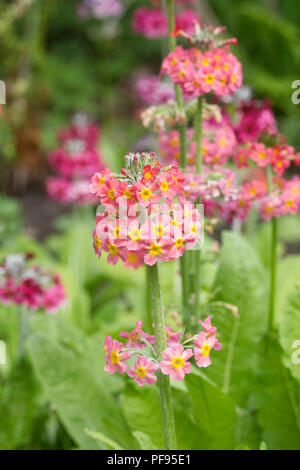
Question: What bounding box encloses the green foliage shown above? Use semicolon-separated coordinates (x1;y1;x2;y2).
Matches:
253;337;300;450
27;316;136;450
205;232;268;407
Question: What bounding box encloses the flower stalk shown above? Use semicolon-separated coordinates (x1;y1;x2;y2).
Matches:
266;164;277;333
165;0;189;321
191;96;203;319
146;263;177;450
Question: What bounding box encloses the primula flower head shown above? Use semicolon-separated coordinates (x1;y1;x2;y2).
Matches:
91;152;202;268
0;254;66;313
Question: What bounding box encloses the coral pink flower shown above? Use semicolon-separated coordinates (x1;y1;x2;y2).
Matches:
104;339;130;375
127;356;158;386
193;332;218;368
104;335;113;356
160;344;193;381
120;320;154;349
165;327;182;347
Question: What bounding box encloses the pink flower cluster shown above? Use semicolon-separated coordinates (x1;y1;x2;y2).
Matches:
233;141;300;176
159;117;237;166
0;254;66;313
132;7;200;39
104;316;221;385
90;152;202;268
227;100;278;143
161;45;242;99
135;75;175;105
46;119;105;205
78;0;123;19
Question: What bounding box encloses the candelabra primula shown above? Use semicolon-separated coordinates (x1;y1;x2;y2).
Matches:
104;316;221;385
132;7;200;39
46;118;105;205
158;117;236;166
90;152;202;268
0;253;66;313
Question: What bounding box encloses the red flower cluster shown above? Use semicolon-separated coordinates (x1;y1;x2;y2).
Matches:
90;152;202;268
46;118;105;205
0;254;66;312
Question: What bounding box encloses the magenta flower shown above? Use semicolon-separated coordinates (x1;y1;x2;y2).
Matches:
127;356;158;386
160;344;193;381
104;339;131;375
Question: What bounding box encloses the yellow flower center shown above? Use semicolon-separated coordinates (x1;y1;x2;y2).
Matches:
202;58;210;66
285;200;294;207
94;237;102;250
141;188;152;199
144;171;152;180
205;74;215;84
127;253;138;263
202;344;211;357
231;73;237;83
129;332;140;343
219;138;227;147
108;243;118;255
161;181;169;192
171;357;185;369
149;243;162;256
107;189;115;199
175;238;184;248
129;229;141;241
136;366;147;378
258;152;266;159
98;177;105;187
154;224;164;238
110;350;120;364
123;189;132;199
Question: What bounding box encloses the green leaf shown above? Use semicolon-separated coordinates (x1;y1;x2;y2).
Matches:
206;232;268;407
121;385;203;450
253;337;300;450
27;330;136;450
279;283;300;382
133;431;157;450
84;428;124;450
185;372;236;450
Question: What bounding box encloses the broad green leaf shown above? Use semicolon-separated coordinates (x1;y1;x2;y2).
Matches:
206;232;268;407
133;431;157;450
279;283;300;382
121;385;204;450
276;256;300;325
84;428;123;450
185;373;236;450
28;332;136;450
253;337;300;450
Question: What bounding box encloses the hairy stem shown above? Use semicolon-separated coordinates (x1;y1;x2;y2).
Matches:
268;216;277;332
147;263;177;450
165;0;189;321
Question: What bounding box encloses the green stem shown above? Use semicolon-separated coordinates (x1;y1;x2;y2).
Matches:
145;266;153;332
195;96;203;174
268;216;277;333
191;97;203;319
18;306;31;360
266;164;277;333
146;264;177;450
165;0;189;320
